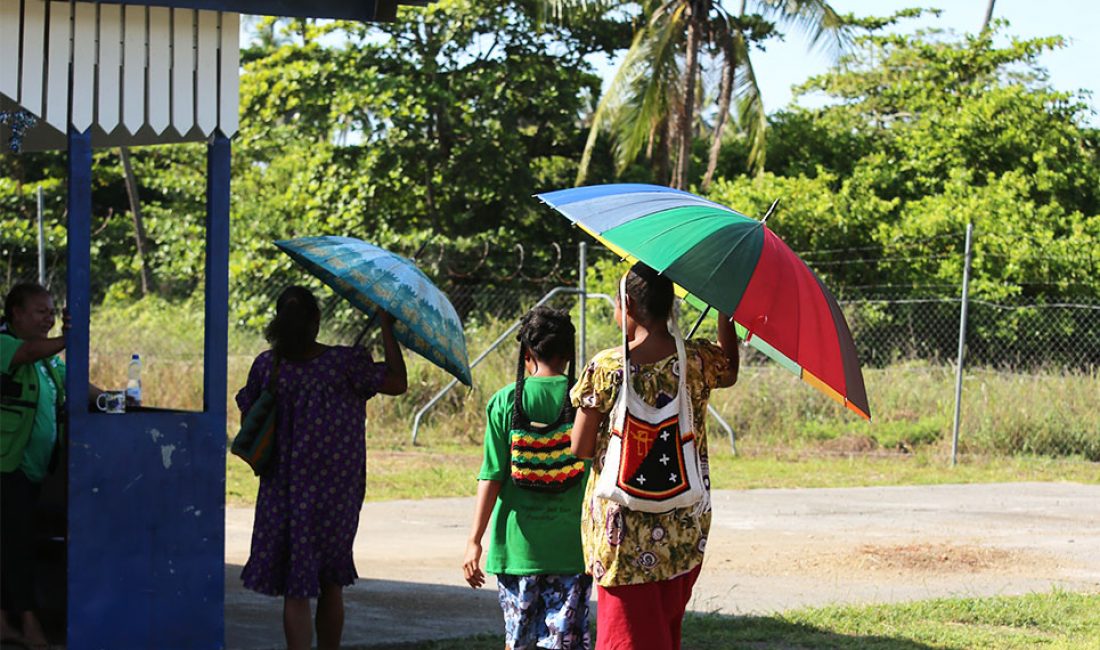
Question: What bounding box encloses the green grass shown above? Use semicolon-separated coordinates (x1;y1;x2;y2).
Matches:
227;445;484;504
226;445;1099;505
90;297;1098;506
352;590;1100;650
682;590;1100;649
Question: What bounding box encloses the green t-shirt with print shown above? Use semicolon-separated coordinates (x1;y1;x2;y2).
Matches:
478;375;588;576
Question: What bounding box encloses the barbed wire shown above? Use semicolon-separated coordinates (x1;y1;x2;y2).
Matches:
809;253;961;267
794;233;964;257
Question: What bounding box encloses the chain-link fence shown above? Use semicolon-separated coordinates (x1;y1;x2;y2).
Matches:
3;225;1097;462
393;236;1099;462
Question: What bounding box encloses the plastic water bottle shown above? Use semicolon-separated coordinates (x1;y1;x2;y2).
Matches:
126;353;142;407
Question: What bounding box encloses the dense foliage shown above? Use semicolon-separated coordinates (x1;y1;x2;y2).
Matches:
1;5;1096;353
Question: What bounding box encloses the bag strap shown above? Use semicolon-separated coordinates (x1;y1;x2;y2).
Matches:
512;343;575;431
618;275;692;428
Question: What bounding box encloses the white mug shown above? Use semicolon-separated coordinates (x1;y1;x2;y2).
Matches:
96;390;126;414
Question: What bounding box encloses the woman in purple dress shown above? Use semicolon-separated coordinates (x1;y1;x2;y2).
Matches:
236;286;407;650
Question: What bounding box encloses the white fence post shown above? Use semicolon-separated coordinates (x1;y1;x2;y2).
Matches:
951;222;974;466
37;185;46;285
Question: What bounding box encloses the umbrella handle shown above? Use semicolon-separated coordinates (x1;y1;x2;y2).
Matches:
353;311;380;347
686;305;711;339
761;198;780;225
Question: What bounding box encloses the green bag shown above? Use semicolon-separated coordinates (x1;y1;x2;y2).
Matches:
231;358;281;477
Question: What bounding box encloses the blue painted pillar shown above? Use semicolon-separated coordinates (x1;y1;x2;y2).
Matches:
65;134;230;649
65;129;91;415
205;133;231;414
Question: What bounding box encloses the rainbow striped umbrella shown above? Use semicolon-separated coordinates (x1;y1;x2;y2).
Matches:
537;183;870;420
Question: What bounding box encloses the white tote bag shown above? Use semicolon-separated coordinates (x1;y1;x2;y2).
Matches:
594;277;706;513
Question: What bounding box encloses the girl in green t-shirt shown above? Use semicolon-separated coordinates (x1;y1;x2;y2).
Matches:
463;306;591;649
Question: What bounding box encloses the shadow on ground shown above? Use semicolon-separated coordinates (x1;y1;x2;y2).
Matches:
342;610;948;650
224;564;502;650
677;611;943;650
226;562;943;650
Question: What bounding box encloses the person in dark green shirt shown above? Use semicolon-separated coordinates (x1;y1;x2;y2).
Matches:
463;306;592;650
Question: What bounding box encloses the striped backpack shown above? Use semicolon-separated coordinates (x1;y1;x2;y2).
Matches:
508;350;585;493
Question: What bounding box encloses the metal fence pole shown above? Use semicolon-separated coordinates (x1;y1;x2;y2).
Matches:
36;185;46;285
578;241;587;369
950;222;974;466
411;286;580;444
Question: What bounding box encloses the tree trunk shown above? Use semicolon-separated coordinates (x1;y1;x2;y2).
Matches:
118;147;153;297
673;2;702;189
653;116;671;185
702;32;735;192
980;0;996;32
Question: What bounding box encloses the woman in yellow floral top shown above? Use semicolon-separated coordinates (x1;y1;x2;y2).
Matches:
569;262;738;650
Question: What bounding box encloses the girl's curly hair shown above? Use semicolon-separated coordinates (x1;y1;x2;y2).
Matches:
516;306;575;365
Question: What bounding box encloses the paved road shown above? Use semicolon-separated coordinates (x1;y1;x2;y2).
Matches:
225;482;1100;649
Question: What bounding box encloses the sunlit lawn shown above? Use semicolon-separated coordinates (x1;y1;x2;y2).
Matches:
353;590;1100;650
226;446;1100;505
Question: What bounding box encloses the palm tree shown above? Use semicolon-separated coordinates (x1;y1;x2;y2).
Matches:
980;0;996;32
553;0;848;189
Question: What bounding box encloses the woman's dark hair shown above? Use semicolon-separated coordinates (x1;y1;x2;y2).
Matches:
264;286;321;358
623;261;674;324
2;282;50;326
516;306;575;366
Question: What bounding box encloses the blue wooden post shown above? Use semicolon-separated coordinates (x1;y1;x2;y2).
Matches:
65;134;230;649
206;133;231;414
65;129;92;413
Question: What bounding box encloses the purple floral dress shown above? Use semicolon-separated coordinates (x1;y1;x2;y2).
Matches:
236;346;387;598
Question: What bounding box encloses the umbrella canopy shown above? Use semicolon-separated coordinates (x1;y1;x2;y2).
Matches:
275;236;472;386
537;183;869;420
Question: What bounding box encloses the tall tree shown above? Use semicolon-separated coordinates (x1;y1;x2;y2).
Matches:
118;147;153;296
553;0;848;188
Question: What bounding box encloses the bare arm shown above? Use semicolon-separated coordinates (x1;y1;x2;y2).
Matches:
376;311;408;396
462;479;503;589
9;336;66;367
714;312;740;388
570;406;605;459
9;310;68;367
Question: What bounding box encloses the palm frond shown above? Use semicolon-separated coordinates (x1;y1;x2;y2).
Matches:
757;0;850;58
609;6;685;173
575;12;659;184
731;31;766;175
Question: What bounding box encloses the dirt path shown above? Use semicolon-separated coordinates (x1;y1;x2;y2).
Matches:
225;482;1100;649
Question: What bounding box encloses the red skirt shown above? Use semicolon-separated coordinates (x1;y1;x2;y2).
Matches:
594;564;701;650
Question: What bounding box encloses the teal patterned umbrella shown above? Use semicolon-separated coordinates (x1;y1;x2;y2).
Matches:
275;236;472;386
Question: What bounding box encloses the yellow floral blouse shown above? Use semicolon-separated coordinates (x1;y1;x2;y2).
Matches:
569;339;734;587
